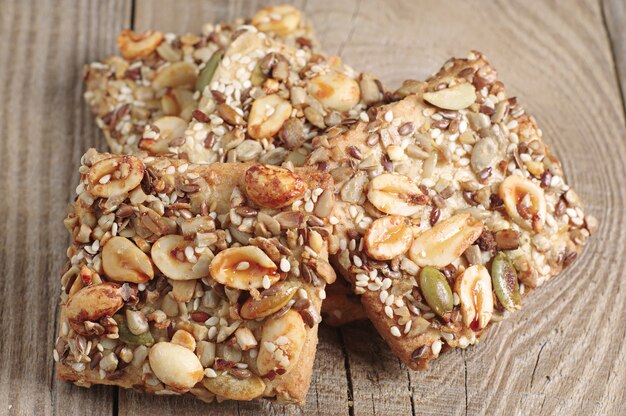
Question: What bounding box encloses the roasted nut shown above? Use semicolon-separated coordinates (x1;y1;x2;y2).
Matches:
148;342;204;391
278;118;306;150
171;329;197;351
65;283;124;336
248;94;292;140
125;310;149;335
470;137;498;173
202;372;265;401
367;173;427;216
152;62;197;90
234;327;258;351
308;72;360;112
139;116;187;155
455;264;494;329
195;51;222;93
209;246;278;290
359;72;383;105
364;215;413;260
88;156;144;197
491;252;521;311
117;30;164;60
170;280;196;302
423;83;476;110
257;310;305;376
240;282;298;319
419;266;453;318
102;236;154;284
244;164;307;209
499;175;546;232
409;213;483;267
151;235;205;281
251;4;301;36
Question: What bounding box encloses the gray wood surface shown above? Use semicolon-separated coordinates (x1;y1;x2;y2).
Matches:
1;0;624;415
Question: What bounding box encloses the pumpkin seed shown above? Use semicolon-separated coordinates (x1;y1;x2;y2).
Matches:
418;267;453;318
114;314;154;345
195;51;222;93
240;282;299;319
491;252;521;311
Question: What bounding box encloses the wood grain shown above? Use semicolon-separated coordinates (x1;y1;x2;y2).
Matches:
603;0;626;108
1;0;624;415
0;1;131;415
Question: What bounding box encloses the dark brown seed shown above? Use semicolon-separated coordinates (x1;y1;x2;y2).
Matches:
411;345;428;360
235;206;258;217
90;352;103;369
490;194;505;211
441;264;457;286
458;67;476;80
438;186;454;200
106;370;125;380
204;132;217;148
191;311;210;322
463;190;479;206
296;36;313;48
516;201;532;219
432;119;450;129
563;251;578;268
178;183;200;193
299;307;321;328
217;103;243;126
292;298;311;311
478;167;492;181
429;206;440;226
398;122;415;136
476;230;496;252
347;146;363;160
555;198;567;217
366;132;380;146
366;119;382;133
540;170;552;188
214;358;236;370
381;154;393;172
192;109;210;123
168;136;186;147
479;105;495;116
210;89;226;104
495;230;520;250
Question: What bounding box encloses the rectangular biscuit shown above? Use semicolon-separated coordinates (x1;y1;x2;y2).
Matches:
55;149;337;404
306;51;597;369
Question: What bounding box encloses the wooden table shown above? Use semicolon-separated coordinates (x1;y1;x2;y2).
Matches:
1;0;624;415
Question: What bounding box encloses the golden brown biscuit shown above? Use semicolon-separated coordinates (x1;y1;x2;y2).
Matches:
306;51;596;369
55;150;336;404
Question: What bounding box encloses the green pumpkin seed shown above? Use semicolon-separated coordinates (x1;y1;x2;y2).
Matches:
491;252;521;311
195;51;222;93
114;314;154;345
418;266;453;318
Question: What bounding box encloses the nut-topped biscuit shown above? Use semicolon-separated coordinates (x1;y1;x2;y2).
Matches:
306;51;597;369
175;23;380;165
55;149;336;404
83;5;320;155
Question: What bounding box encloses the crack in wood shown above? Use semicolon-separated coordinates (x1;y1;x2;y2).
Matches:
337;328;355;416
600;0;626;120
463;352;468;416
337;0;361;56
530;341;548;389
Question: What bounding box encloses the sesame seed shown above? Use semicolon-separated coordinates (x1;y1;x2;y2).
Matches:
431;340;442;355
262;275;271;289
236;261;250;271
98;174;111;184
280;257;291;272
390;326;401;337
384;110;393;122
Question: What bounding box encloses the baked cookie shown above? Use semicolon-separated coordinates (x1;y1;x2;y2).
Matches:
55;149;336;404
83;5;320;155
306;51;597;369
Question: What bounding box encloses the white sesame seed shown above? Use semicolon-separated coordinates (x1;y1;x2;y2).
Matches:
98;174;111;184
304;200;314;212
379;290;389;304
384;110;393;122
204;368;218;378
280;257;291;272
404;320;412;334
353;255;363;267
390;326;401;337
319;289;326;300
431;340;442;355
262;275;271;289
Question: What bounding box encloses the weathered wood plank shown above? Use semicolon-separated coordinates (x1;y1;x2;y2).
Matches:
0;0;131;415
603;0;626;110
